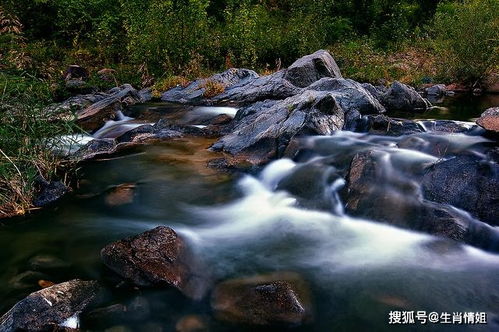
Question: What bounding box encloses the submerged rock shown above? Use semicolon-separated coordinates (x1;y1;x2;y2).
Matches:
363;115;424;136
175;315;209;332
100;226;207;299
211;272;312;326
212;89;344;165
476;107;499;133
0;280;100;332
381;81;431;112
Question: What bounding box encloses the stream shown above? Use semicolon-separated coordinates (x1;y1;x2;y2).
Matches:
1;94;498;332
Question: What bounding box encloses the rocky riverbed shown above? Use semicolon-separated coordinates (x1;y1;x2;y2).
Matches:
1;50;498;331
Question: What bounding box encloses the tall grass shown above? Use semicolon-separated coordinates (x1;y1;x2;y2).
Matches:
0;72;77;218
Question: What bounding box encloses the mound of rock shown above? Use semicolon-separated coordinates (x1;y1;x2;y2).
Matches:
0;279;101;332
211;272;312;326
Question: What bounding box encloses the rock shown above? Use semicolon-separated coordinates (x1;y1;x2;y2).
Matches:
161;68;259;104
363;115;424;136
308;78;385;115
64;65;89;81
38;280;56;288
138;88;153;103
211;272;312;326
0;280;101;332
100;226;207;299
283;50;342;88
33;180;70;207
418;120;481;134
76;84;143;132
421;155;499;226
425;84;447;96
361;83;387;101
29;255;71;274
476;107;499;133
381;81;431;112
104;183;136;206
175;315;209;332
9;271;50;290
213;70;301;105
345;150;499;250
82;296;150;328
212;89;344;165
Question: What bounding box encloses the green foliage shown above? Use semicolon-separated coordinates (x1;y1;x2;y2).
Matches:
432;0;499;83
0;72;78;216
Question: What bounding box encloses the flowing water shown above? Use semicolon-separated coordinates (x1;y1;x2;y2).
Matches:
0;95;498;331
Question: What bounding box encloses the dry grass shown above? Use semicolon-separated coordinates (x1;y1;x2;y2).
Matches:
201;79;226;98
151;76;191;98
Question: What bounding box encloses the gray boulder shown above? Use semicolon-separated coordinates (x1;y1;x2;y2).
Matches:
213;70;301;105
212;90;344;165
381;81;431;112
283;49;342;88
161;68;259;104
0;280;101;332
425;84;447;96
308;78;385;115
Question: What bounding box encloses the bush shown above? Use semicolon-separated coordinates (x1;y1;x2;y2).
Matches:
432;0;499;83
0;72;77;217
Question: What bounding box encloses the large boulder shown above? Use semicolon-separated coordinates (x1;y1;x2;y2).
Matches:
381;81;431;112
161;68;259;104
283;50;342;88
0;280;101;332
100;226;207;299
476;107;499;133
212;90;344;165
421;155;499;226
308;78;385;115
211;272;312;326
213;70;301;105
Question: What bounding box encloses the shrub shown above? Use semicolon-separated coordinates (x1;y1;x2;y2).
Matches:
432;0;499;83
201;79;226;98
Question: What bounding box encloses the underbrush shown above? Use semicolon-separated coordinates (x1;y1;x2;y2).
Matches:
0;72;77;218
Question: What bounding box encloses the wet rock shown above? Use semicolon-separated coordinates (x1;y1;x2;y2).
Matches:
33;180;70;207
176;315;209;332
76;84;143;132
476;107;499;133
82;296;150;328
364;115;424;136
162;68;259;104
212;90;344;165
76;138;117;160
0;280;101;332
422;155;499;226
100;226;207;299
9;271;50;290
381;81;431;112
418;120;481;134
361;83;387;101
104;183;136;206
29;255;71;274
345;150;499;249
283;50;342;88
138;88;153;103
211;272;312;326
